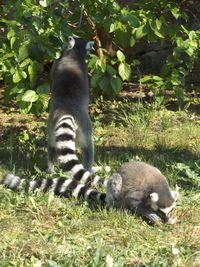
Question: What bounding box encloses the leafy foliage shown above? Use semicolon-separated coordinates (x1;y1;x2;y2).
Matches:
0;0;200;112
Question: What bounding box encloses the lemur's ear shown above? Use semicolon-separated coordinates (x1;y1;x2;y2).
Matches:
67;36;75;50
85;41;94;50
150;192;159;203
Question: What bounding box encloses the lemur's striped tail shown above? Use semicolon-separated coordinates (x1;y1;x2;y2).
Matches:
2;174;106;204
54;115;103;187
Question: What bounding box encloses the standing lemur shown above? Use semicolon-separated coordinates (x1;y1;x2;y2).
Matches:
47;36;102;186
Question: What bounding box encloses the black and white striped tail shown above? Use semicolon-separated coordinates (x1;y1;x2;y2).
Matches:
2;174;106;205
55;115;103;187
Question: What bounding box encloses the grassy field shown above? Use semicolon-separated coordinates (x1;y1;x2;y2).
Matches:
0;99;200;267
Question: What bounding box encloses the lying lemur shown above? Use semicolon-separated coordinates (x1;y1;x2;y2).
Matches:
2;161;179;224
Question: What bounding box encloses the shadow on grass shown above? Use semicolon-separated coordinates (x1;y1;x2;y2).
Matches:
0;125;47;174
96;144;199;166
0;125;199;189
95;144;200;189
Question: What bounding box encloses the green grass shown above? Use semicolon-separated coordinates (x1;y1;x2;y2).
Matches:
0;101;200;266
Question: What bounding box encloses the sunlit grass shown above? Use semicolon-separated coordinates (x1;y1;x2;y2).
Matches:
0;101;200;266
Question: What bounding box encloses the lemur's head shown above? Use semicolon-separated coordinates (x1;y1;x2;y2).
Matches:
149;190;179;221
62;36;94;58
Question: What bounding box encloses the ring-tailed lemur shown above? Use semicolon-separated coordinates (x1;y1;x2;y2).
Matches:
2;161;179;223
48;36;102;186
106;161;179;223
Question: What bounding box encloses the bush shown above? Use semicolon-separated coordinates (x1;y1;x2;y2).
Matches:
0;0;199;112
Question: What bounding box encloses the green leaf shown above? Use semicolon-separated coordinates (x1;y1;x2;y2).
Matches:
36;84;50;95
109;23;115;33
10;37;16;49
21;90;38;102
38;93;49;110
116;50;125;62
19;45;28;61
28;62;39;84
99;76;110;91
9;86;24;96
118;62;131;81
106;65;116;76
171;7;180;19
18;101;33;114
21;71;27;79
115;30;130;48
91;74;101;88
13;70;22;83
156;18;162;30
154;30;164;39
149;19;164;38
126;14;140;28
96;57;106;72
135;25;148;40
140;75;152;83
20;58;31;68
130;36;135;47
110;76;122;93
7;29;15;40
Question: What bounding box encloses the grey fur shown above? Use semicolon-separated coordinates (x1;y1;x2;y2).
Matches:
47;37;94;181
106;161;178;223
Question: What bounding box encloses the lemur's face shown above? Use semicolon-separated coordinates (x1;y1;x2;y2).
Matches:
149;191;179;221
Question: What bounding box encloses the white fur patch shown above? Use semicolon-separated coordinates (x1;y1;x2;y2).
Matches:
59;179;72;193
55;127;75;138
51;178;59;191
3;174;19;188
68;36;75;50
56;116;76;130
103;179;108;188
171;190;179;201
86;41;94;50
58;115;75;124
84;189;94;199
58;154;78;164
9;175;21;189
29;181;37;191
91;175;101;187
40;179;48;190
56;140;75;150
72;184;85;198
71;164;84;174
91;166;101;174
80;171;91;183
160;201;176;215
150;192;159;203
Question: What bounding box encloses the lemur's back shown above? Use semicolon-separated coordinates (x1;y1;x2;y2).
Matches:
47;37;95;177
